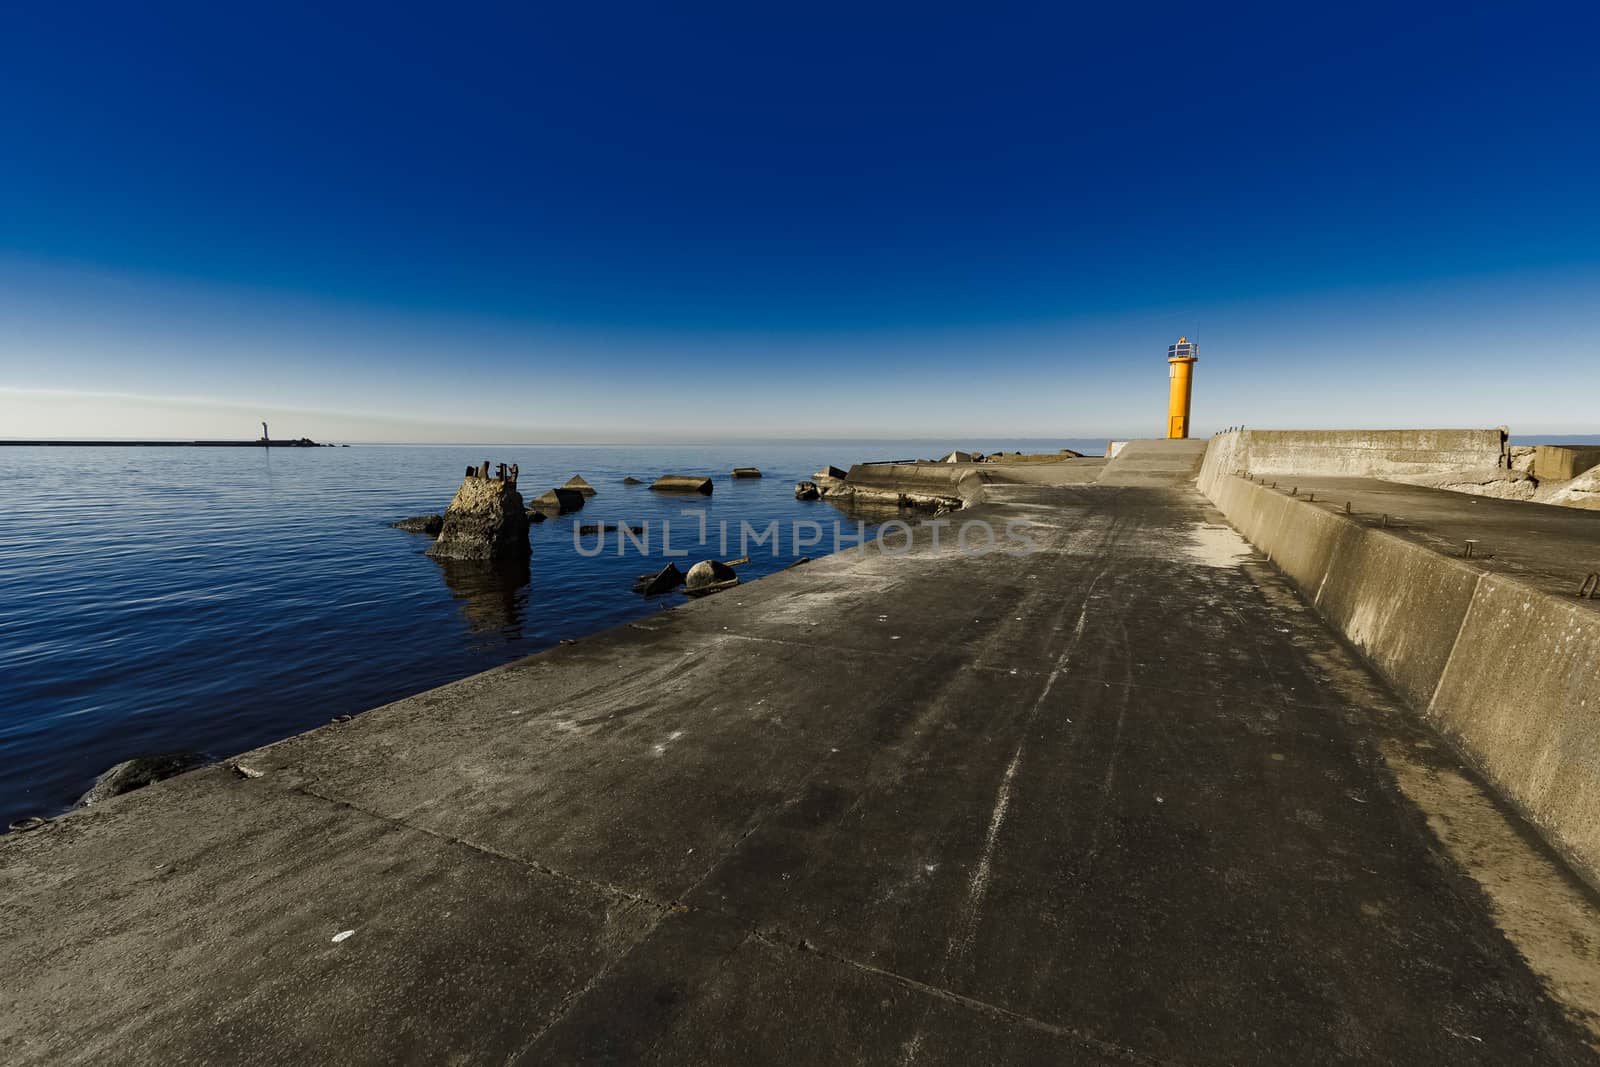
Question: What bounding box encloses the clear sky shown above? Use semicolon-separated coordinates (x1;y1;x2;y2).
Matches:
2;2;1595;442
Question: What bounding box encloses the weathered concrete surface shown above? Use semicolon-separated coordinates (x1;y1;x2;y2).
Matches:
838;461;975;507
6;470;1600;1064
1093;437;1208;486
836;457;1108;510
1213;428;1507;478
1537;445;1600;483
1200;436;1600;887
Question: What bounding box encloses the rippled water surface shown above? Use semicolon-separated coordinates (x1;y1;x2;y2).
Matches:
1;440;1101;825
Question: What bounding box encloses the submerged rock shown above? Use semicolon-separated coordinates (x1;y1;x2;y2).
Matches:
428;462;529;561
731;467;763;479
391;514;443;535
794;480;821;501
78;753;204;807
622;476;644;485
633;562;686;596
684;559;739;596
580;523;646;535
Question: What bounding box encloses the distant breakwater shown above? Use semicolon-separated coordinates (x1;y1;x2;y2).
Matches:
0;439;335;447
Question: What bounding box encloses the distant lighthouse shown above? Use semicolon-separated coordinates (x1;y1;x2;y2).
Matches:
1166;337;1198;439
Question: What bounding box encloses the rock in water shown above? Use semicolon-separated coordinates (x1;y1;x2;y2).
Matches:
563;475;598;497
428;462;529;561
633;562;686;595
391;514;443;535
622;476;644;485
731;467;762;479
684;559;739;596
530;487;586;514
650;475;714;495
794;480;821;500
78;753;204;807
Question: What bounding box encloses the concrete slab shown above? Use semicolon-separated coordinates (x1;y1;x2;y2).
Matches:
1093;438;1209;486
0;767;658;1065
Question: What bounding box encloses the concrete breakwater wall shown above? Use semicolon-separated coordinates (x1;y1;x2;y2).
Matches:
1199;432;1600;885
1535;444;1600;483
1213;428;1506;478
838;462;985;508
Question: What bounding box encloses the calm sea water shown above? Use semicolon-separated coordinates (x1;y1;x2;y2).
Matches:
0;439;1102;826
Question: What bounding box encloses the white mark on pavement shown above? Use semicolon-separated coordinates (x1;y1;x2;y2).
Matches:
331;930;355;944
652;730;687;757
949;581;1098;963
1183;522;1253;568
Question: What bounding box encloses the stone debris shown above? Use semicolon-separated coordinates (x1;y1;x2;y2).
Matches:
622;476;644;485
563;475;597;497
1379;446;1600;511
731;467;763;479
650;475;714;495
1387;468;1538;501
428;462;530;561
78;754;204;807
794;481;821;501
1540;468;1600;511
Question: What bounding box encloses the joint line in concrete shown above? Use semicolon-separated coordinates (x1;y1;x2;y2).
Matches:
748;927;1174;1065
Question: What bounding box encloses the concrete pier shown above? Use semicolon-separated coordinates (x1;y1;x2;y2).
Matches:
4;440;1600;1063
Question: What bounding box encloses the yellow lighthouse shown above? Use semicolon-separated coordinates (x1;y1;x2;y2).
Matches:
1166;336;1198;439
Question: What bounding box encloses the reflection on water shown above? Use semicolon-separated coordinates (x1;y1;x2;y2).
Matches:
431;554;531;636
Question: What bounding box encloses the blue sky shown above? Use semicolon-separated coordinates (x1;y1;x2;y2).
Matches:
1;2;1596;441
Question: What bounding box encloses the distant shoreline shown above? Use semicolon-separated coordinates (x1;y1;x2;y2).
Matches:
0;439;333;448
